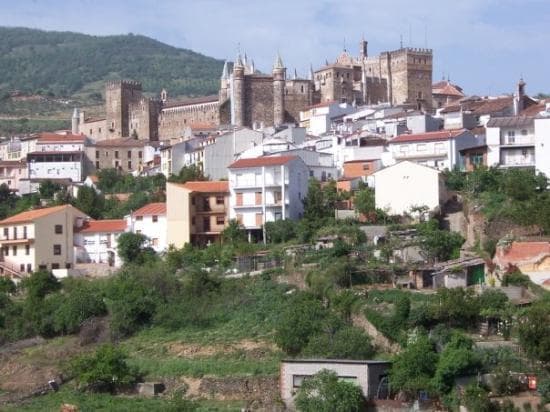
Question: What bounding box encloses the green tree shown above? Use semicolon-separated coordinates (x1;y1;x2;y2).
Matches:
38;179;61;199
265;219;296;243
295;369;364;412
432;333;482;394
354;187;375;217
435;287;480;328
221;219;246;243
303;326;374;359
168;165;207;183
69;344;140;392
74;185;105;219
417;220;464;262
275;293;327;355
462;384;495;412
389;333;438;396
116;232;153;265
21;270;60;300
0;277;16;295
517;300;550;366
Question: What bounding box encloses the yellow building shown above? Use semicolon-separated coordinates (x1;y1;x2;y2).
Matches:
0;205;87;280
166;181;229;248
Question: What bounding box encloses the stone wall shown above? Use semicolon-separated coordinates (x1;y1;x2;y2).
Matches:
244;76;274;127
158;102;219;140
284;80;314;123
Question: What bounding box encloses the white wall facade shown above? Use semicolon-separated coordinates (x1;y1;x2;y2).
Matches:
127;214;167;253
535;117;550;177
487;123;536;168
374;161;444;215
74;231;124;267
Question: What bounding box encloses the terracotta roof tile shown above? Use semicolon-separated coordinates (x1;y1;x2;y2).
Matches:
496;241;550;267
174;181;229;193
133;202;166;217
77;219;127;233
432;81;464;97
38;132;86;143
390;129;467;144
0;205;74;225
228;155;298;169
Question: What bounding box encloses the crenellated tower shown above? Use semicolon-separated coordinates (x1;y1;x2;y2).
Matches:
105;80;143;139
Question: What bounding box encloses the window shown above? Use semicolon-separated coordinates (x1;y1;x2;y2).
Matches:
400;145;409;153
23;226;27;239
53;244;61;255
416;143;427;152
138;151;142;159
418;91;423;99
38;264;47;270
127;150;132;158
13;227;17;239
65;263;71;269
20;264;24;272
203;197;210;210
115;151;119;159
152;215;158;223
521;129;528;136
89;129;93;135
52;263;60;269
2;246;8;256
507;130;516;144
115;161;119;168
152;238;159;247
95;150;100;159
216;216;225;225
274;191;282;204
216;195;224;205
55;224;63;234
3;227;8;239
105;151;109;157
25;245;30;255
136;216;143;221
128;161;132;169
12;245;17;256
96;161;100;170
26;264;32;273
203;217;211;232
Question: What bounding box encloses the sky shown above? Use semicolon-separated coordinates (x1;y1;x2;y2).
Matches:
1;0;549;96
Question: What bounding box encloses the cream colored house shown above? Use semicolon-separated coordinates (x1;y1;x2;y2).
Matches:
373;160;447;216
0;205;87;280
167;181;229;248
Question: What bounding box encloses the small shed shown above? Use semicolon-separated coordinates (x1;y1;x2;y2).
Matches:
431;256;486;289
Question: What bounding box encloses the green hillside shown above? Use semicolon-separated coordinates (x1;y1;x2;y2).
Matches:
0;27;224;98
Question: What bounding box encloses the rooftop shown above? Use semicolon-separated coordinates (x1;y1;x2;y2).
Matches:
94;138;149;148
282;359;391;365
77;219;126;233
132;202;166;217
390;129;467;144
162;95;219;109
38;132;86;143
173;181;229;193
228;155;298;169
0;205;75;225
486;116;535;128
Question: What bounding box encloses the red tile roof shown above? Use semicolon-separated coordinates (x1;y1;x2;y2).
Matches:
495;241;550;267
176;181;229;193
38;132;86;143
228;156;298;169
390;129;467;144
77;219;126;233
432;81;464;97
520;100;548;116
133;202;166;217
306;100;338;110
0;205;74;225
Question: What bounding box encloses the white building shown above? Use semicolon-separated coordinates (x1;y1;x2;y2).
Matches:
0;136;38;161
535;108;550;177
126;202;167;252
74;219;127;268
373;161;447;216
486;116;535;168
299;101;355;136
385;129;479;171
228;156;309;236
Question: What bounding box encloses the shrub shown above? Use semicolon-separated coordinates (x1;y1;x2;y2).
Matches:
303;326;374;359
295;369;364;412
69;344;140;392
502;270;530;287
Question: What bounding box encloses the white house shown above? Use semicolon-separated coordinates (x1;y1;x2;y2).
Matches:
535;107;550;177
385;129;479;171
228;155;309;237
486;116;535;168
299;101;355;136
74;219;127;268
126;202;167;252
373;161;447;216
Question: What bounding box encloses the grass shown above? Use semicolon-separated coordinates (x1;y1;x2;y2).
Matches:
2;387;246;412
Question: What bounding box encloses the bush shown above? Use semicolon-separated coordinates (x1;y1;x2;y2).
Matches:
69;344;140;392
502;270;530;287
21;270;60;300
295;369;364;412
303;326;374;359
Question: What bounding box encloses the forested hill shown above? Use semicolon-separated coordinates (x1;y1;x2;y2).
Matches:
0;27;224;98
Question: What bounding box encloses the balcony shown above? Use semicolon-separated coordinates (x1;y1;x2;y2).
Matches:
500;136;535;147
0;235;33;244
394;151;447;160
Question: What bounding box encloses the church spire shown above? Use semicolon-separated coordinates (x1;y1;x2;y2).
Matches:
221;60;230;80
273;52;284;70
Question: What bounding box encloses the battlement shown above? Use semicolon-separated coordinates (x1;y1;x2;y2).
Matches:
106;80;143;90
390;47;433;57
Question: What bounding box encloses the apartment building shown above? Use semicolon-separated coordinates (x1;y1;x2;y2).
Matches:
385;129;479;171
0;205;87;279
126;202;167;252
74;219;127;268
0;160;27;193
486;117;535;168
166;181;229;248
228;156;309;237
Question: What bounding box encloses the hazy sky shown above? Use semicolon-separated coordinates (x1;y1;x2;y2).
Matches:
1;0;549;96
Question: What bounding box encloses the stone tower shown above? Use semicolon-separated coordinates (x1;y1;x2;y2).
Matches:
232;55;245;127
71;108;79;135
105;80;143;139
219;60;230;103
273;53;286;126
390;47;433;110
